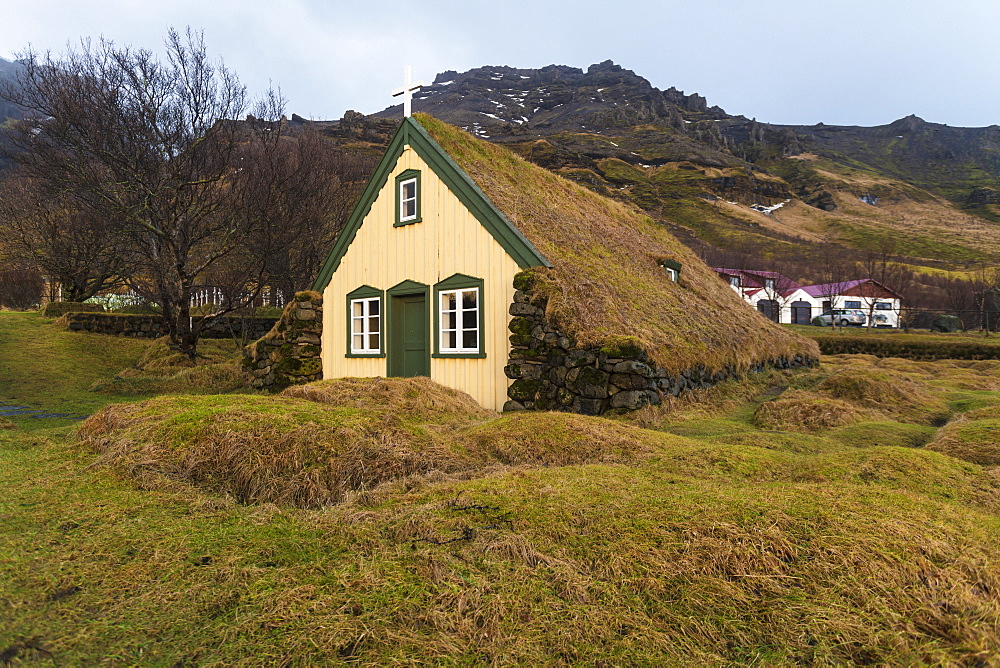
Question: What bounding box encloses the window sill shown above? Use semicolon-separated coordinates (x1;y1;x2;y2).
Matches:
346;352;386;358
432;352;487;359
393;217;422;227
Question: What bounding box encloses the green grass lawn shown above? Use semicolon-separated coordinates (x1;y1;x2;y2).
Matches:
786;323;1000;343
0;312;151;429
1;313;999;664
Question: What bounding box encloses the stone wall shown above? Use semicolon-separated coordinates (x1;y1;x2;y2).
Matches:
42;302;105;317
504;288;817;416
243;292;323;391
57;313;279;340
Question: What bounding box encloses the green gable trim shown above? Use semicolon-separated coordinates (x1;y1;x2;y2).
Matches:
432;273;487;359
345;285;385;358
394;169;422;226
660;258;682;272
386;279;430;296
312;116;550;292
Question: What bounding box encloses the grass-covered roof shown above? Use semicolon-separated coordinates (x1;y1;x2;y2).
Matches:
415;114;818;373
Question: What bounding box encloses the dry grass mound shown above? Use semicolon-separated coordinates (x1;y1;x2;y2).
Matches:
77;381;661;507
281;376;490;423
817;367;950;425
417;114;818;375
927;413;1000;467
78;394;478;507
753;390;874;432
827;421;936;449
89;337;250;396
462;411;664;466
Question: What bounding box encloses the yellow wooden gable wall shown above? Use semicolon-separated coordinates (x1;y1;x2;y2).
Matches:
321;145;521;410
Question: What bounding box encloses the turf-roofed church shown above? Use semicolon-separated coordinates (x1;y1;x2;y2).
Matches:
313;114;819;413
312;115;549;410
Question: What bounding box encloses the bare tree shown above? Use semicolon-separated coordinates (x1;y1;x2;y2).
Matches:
814;236;853;329
755;256;801;323
233;126;376;303
0;28;298;358
0;173;130;301
0;260;43;310
855;242;907;329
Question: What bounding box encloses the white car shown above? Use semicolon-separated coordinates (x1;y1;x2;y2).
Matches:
816;309;867;327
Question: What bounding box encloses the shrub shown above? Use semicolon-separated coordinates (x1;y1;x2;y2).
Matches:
930;314;962;332
0;267;44;310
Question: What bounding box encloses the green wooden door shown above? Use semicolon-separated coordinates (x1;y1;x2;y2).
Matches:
389;294;429;377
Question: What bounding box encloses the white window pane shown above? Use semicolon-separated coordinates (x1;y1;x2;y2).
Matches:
353;334;364;350
369;315;379;334
446;331;457;349
442;292;456;310
462;310;476;329
352;318;363;334
369;300;379;315
402;181;415;199
445;311;456;329
462;330;478;350
403;201;415;218
369;333;380;350
462;290;477;309
353;302;363;317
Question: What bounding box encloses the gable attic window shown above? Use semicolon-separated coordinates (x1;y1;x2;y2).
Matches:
765;278;775;291
729;275;740;288
659;258;682;282
433;274;486;358
346;285;384;357
394;169;422;226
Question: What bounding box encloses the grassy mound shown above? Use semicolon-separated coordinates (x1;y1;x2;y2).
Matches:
78;394;478;507
753;390;874;432
817;367;950;425
77;380;662;507
282;376;489;422
927;413;1000;467
828;421;936;449
462;411;666;466
89;337;250;396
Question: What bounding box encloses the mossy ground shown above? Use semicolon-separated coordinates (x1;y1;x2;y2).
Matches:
1;315;1000;664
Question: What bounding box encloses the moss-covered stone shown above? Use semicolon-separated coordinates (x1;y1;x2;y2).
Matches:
508;378;541;402
512;270;537;292
599;336;646;360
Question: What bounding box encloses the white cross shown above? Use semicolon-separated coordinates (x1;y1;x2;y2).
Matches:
392;65;424;118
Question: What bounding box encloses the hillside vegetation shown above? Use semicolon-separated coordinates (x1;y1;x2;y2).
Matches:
364;62;1000;276
1;312;999;664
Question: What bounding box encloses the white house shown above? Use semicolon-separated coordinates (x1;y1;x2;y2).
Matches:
714;269;903;327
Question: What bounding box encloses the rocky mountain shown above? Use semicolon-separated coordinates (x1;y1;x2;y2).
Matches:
365;61;1000;274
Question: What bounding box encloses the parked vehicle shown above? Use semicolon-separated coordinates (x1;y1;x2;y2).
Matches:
816;309;867;327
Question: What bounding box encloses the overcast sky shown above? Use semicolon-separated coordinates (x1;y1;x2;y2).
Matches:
3;0;998;127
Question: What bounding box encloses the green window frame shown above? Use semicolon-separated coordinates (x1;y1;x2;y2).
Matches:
433;273;486;359
394;169;422;226
660;258;682;282
345;285;385;358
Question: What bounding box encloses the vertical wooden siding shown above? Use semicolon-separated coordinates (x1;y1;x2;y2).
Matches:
322;146;520;410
